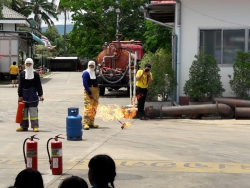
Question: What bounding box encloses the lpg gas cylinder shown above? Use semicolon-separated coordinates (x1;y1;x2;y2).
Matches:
66;107;82;140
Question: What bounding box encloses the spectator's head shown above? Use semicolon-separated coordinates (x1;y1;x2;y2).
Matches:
13;61;16;65
14;169;44;188
58;176;88;188
88;154;116;188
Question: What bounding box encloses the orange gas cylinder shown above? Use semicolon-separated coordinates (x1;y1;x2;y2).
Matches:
16;102;25;123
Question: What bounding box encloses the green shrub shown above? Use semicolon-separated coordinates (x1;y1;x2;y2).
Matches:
228;51;250;99
140;48;177;101
183;50;225;101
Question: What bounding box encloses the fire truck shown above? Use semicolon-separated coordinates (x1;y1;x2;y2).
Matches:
96;35;144;95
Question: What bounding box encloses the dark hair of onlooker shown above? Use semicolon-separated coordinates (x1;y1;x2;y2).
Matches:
14;168;44;188
88;154;116;188
144;63;151;68
13;61;16;65
58;176;88;188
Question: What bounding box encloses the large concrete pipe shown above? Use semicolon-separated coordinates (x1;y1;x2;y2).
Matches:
145;103;234;119
214;97;250;109
235;107;250;118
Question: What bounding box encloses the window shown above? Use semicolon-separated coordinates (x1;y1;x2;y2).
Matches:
0;24;2;31
200;29;245;65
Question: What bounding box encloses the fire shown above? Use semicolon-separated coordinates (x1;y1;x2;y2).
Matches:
121;122;132;129
121;107;137;119
85;103;136;129
96;104;124;121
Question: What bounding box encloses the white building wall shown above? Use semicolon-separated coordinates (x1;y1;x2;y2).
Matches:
3;24;15;31
177;0;250;99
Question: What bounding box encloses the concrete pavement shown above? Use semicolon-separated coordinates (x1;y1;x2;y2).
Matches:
0;72;250;188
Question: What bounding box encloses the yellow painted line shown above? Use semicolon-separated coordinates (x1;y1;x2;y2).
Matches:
1;158;250;174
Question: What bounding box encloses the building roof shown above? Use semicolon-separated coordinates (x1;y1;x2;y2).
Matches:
2;5;27;19
145;0;176;23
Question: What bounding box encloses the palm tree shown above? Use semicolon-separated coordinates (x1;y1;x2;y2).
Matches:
57;3;71;56
1;0;24;17
10;0;24;13
21;0;58;28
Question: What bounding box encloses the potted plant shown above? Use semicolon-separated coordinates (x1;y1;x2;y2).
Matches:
140;48;177;106
183;49;225;104
228;51;250;99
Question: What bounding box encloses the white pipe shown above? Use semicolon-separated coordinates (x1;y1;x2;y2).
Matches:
176;1;181;104
133;51;137;107
128;52;132;104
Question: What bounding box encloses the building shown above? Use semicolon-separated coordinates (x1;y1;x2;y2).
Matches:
144;0;250;105
0;6;44;78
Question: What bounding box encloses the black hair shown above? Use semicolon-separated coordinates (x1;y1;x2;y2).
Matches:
88;154;116;188
144;63;151;68
58;176;88;188
14;169;44;188
13;61;16;65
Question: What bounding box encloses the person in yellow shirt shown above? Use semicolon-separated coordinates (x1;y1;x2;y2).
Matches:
9;61;19;87
135;63;153;120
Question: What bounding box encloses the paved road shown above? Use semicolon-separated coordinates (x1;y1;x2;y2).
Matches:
0;72;250;188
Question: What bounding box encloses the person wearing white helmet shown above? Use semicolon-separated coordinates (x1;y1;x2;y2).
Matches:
16;58;44;132
82;60;99;130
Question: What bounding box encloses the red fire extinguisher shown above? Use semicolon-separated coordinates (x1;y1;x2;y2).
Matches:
23;135;39;170
47;134;64;175
16;102;25;123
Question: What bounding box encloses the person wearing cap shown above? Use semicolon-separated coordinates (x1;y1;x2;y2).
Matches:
9;61;19;88
135;63;153;120
82;60;99;130
16;58;44;132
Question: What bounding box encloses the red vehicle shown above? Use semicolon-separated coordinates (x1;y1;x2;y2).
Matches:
96;35;144;95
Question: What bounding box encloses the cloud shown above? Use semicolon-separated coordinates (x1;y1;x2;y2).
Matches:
41;12;73;27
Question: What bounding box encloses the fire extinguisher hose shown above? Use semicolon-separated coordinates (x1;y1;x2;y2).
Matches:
46;138;54;169
23;138;30;166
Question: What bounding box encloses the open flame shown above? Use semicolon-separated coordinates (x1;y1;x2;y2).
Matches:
85;103;137;129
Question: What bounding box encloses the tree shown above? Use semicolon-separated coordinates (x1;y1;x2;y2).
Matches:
143;20;172;53
21;0;58;27
140;48;177;101
228;51;250;99
183;50;225;101
7;0;24;12
61;0;147;58
57;1;71;56
43;26;61;44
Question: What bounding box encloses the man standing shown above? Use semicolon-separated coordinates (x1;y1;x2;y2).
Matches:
16;58;44;132
82;60;99;130
9;61;19;88
135;63;153;120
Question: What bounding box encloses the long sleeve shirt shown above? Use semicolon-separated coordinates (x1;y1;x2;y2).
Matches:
18;71;43;97
82;71;98;95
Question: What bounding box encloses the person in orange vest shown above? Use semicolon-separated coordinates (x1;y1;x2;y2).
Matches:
9;61;19;87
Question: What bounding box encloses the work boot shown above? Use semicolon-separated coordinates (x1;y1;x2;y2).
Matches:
33;128;39;132
89;124;99;128
83;124;89;130
16;127;28;132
